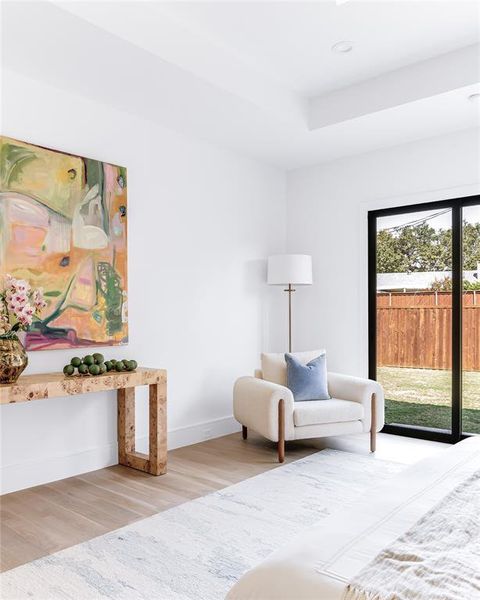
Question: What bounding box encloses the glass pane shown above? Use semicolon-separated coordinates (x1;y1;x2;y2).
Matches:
462;205;480;435
376;208;452;432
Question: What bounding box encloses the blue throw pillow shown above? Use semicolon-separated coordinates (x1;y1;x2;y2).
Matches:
285;353;330;401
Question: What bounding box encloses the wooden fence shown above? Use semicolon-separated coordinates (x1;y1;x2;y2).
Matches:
377;292;480;371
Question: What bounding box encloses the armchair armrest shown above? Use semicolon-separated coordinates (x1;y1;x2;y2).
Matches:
327;372;385;433
233;377;295;441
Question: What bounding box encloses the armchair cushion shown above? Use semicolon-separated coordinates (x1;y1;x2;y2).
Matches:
293;398;364;427
261;349;325;386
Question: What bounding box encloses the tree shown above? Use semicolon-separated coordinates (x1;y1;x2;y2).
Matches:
377;220;480;274
464;222;480;270
464;279;480;291
429;276;452;291
376;230;400;273
429;277;480;291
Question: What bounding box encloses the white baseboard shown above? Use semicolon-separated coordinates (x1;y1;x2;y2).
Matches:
0;416;241;495
168;415;241;450
134;415;241;454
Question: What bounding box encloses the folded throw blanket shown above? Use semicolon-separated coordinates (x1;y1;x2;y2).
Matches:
343;469;480;600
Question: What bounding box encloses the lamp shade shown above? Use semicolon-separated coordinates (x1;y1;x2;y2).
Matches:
267;254;313;285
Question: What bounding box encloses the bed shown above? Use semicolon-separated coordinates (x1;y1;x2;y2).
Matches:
227;436;480;600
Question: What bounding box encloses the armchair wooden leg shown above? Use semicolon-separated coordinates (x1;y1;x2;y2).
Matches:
370;392;376;453
242;426;248;440
278;398;285;463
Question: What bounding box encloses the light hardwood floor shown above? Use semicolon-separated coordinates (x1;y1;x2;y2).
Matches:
0;431;446;572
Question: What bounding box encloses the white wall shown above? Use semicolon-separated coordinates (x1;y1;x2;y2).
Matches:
2;72;478;496
0;70;287;494
286;128;480;377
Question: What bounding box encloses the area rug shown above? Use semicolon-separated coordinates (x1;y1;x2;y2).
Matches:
1;450;405;600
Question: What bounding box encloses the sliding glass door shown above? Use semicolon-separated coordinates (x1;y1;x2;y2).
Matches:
462;204;480;436
368;196;479;443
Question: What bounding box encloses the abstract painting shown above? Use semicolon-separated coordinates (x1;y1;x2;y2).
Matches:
0;136;128;351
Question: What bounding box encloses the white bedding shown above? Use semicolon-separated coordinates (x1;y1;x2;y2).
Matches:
227;436;480;600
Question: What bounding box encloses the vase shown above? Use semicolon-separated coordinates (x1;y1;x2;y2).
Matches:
0;335;28;384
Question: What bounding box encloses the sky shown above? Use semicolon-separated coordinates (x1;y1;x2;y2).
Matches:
378;204;480;232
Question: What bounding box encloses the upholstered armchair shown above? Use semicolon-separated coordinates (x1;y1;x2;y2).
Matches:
233;350;385;462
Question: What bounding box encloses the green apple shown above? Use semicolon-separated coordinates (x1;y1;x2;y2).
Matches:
93;353;105;365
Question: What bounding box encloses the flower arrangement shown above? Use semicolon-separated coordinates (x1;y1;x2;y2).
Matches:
0;274;47;338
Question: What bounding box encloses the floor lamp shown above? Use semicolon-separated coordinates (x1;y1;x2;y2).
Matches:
267;254;313;352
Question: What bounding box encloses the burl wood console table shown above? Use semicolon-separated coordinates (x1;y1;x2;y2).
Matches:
0;367;167;476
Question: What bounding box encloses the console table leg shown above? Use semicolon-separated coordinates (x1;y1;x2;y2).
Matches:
118;387;135;465
117;380;167;475
149;382;167;475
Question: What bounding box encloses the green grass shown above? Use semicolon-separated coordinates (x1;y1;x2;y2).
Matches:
378;367;480;434
385;399;480;433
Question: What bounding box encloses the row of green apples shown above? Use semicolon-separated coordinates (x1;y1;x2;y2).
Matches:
63;353;138;376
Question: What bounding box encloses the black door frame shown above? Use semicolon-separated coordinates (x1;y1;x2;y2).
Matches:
368;195;479;444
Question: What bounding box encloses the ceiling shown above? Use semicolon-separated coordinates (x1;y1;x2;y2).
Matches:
121;0;480;96
2;1;480;169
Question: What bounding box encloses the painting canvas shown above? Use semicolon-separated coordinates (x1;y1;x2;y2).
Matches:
0;136;128;351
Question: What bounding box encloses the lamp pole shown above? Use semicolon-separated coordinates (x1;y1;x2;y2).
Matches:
284;283;295;353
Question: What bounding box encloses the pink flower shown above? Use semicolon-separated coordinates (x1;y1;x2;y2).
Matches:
12;293;28;306
12;305;24;320
13;279;30;294
12;299;31;319
17;304;34;327
22;304;34;317
4;274;13;288
7;296;22;310
17;316;29;328
1;277;44;331
33;288;47;311
6;292;27;312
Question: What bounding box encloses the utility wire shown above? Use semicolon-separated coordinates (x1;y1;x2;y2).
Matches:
381;208;451;233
